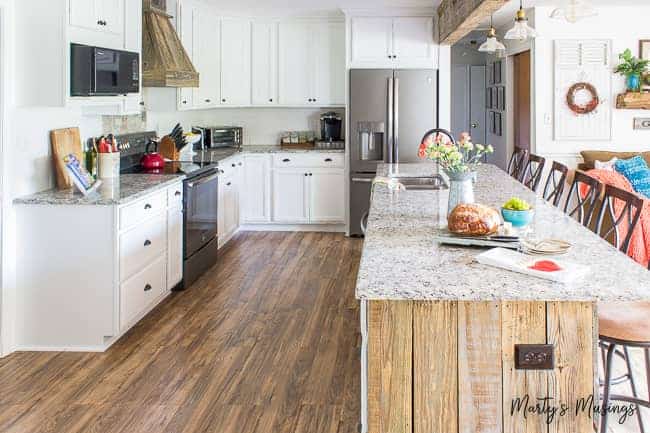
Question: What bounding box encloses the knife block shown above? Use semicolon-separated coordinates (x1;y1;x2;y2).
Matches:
159;136;179;161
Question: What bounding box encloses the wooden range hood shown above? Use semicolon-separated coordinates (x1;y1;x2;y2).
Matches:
142;0;199;88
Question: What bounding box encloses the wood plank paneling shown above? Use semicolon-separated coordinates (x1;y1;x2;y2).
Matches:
367;301;412;433
414;301;458;433
547;302;595;433
437;0;510;45
458;302;502;433
501;302;548;433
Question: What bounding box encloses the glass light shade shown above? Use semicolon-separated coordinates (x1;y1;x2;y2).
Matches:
550;0;598;23
479;36;506;53
504;20;538;40
505;7;538;41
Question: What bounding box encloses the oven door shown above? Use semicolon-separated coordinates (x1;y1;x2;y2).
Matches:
184;170;219;259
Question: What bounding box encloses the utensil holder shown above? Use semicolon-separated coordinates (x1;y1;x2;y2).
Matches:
98;153;120;180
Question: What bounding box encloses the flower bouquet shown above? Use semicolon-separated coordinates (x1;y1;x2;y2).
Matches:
418;132;494;179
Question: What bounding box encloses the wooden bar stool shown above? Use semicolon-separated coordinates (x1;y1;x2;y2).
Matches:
564;171;603;227
507;147;528;181
596;185;647;432
542;161;569;207
521;153;546;192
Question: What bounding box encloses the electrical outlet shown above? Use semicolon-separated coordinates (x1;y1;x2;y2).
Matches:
515;344;555;370
633;118;650;130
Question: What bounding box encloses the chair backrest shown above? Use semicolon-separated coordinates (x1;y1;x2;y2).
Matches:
563;171;603;227
521;154;547;192
542;161;569;207
594;185;643;253
507;148;529;181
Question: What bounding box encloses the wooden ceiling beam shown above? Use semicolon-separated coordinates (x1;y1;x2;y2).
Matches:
438;0;511;45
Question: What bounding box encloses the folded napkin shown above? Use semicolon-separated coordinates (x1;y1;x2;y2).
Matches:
475;248;589;284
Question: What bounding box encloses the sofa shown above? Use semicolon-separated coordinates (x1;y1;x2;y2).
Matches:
578;150;650;171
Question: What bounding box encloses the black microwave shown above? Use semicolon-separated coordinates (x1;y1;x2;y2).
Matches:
70;44;140;97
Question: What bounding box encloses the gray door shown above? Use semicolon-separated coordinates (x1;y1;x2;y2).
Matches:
469;65;487;149
349;69;393;173
451;65;470;139
394;69;437;163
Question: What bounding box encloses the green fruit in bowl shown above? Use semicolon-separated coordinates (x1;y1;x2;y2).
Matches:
503;197;531;211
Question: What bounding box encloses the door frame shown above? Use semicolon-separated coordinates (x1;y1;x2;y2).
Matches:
0;2;6;357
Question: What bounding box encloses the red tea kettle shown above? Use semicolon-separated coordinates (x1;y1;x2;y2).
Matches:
141;140;165;170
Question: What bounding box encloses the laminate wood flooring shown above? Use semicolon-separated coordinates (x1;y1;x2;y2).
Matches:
0;232;363;433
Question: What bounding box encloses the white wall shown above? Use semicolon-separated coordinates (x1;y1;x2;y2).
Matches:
531;5;650;168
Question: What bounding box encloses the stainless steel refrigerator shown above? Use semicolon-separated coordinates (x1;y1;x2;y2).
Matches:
349;69;438;236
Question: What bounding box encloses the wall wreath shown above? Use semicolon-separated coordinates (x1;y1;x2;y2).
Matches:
566;82;600;115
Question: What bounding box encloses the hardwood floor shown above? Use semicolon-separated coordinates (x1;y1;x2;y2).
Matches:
0;232;363;433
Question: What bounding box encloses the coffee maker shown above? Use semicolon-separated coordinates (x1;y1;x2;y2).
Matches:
320;112;342;142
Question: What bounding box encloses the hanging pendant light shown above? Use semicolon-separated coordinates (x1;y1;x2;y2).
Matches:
479;16;506;54
505;0;538;41
550;0;598;23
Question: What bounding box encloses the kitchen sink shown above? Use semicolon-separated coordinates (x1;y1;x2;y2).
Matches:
393;175;448;190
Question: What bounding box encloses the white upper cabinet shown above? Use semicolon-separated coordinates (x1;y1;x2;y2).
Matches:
279;19;345;107
221;19;252;106
350;17;393;66
392;17;435;68
178;0;195;109
279;21;314;106
193;9;221;108
313;21;346;106
349;16;437;69
252;21;279;106
69;0;124;35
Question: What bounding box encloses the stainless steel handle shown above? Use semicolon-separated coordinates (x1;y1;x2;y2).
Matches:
386;77;394;164
187;172;219;188
360;211;369;235
394;77;399;163
352;177;373;183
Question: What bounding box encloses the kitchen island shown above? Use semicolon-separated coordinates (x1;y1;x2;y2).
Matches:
357;163;650;433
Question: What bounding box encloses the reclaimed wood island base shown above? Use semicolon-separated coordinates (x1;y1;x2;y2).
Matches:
356;164;650;433
362;300;596;433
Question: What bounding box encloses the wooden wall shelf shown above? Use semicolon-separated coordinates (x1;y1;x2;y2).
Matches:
616;92;650;109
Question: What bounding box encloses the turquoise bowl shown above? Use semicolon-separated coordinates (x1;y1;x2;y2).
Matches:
501;208;534;228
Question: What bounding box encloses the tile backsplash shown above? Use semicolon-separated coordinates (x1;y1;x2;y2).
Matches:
101;113;148;135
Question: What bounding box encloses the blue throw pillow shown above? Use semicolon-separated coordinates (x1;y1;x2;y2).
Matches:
614;156;650;198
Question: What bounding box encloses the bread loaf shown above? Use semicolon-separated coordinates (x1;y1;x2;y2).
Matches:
448;203;501;236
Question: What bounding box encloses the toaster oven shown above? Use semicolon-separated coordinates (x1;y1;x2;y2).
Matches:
191;126;243;149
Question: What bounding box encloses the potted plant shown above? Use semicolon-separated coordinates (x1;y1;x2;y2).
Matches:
419;131;494;213
615;48;649;92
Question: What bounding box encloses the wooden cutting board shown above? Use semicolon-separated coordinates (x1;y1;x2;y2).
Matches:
51;127;84;190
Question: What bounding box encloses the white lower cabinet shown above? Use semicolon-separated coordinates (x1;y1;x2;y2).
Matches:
273;169;310;223
15;181;184;351
241;155;272;223
310;170;346;223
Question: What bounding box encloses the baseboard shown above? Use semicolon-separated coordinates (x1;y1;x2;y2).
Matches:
14;345;108;352
239;224;346;233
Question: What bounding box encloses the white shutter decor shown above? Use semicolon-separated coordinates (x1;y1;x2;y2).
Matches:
554;40;612;141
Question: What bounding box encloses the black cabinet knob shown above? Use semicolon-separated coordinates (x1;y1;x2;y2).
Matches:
144;240;152;247
282;158;290;162
238;162;243;166
139;101;145;106
144;284;152;292
269;98;273;102
325;158;333;162
182;100;187;104
309;173;313;177
175;191;181;196
144;203;152;210
232;163;236;167
226;182;232;186
222;99;226;103
205;99;211;103
304;173;308;177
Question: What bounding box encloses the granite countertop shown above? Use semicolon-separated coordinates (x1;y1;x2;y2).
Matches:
14;174;185;206
356;163;650;302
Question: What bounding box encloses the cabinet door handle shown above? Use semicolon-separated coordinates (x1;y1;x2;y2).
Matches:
182;100;187;104
304;173;308;177
175;191;181;196
282;158;290;162
325;158;333;162
226;182;232;186
222;99;226;103
144;239;152;247
309;173;313;176
205;99;211;103
232;163;236;167
269;98;273;102
238;162;243;166
144;284;152;292
144;203;152;210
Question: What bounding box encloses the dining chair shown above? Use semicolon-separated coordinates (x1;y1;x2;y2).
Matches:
542;161;569;207
599;303;650;433
520;154;546;192
507;148;528;181
593;184;643;254
563;171;603;227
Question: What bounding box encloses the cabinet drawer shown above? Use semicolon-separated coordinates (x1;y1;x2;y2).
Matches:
120;214;167;282
167;184;184;209
219;157;241;178
272;153;344;168
120;255;166;330
119;190;166;230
